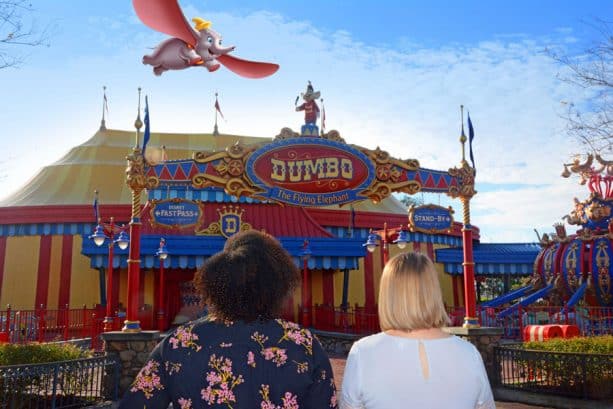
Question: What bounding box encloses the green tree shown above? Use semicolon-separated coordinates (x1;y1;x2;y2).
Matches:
398;193;423;208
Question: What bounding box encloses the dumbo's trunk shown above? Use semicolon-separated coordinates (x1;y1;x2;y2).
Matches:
213;44;235;55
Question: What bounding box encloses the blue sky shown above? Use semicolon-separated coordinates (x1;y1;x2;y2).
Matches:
0;0;611;241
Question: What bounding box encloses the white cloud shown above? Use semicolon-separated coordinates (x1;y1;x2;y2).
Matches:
0;9;593;243
473;179;581;243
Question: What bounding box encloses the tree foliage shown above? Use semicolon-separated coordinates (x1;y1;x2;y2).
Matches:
547;20;612;154
398;193;423;208
0;0;50;69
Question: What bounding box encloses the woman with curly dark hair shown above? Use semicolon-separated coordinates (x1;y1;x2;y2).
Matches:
121;230;338;408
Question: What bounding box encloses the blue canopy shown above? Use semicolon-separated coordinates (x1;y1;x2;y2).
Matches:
82;234;365;270
436;243;540;276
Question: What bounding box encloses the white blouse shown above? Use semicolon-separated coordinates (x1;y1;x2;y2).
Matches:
340;332;496;409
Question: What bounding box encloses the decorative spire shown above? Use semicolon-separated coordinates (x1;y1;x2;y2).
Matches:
213;92;221;135
459;105;467;164
134;87;143;148
100;86;108;131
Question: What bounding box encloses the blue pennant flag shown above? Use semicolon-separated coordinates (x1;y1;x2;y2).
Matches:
93;194;99;222
467;112;476;175
142;96;151;159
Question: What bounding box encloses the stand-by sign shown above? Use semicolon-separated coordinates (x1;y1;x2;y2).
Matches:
408;204;454;234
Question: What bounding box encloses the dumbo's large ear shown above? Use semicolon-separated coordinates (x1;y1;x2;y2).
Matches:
133;0;198;46
217;54;279;79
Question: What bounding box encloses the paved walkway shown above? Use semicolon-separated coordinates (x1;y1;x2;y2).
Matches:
329;358;553;409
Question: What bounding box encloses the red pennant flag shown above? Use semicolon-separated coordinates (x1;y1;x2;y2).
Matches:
215;98;224;120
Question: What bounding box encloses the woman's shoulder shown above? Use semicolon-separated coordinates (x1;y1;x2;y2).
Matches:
426;335;483;364
349;332;389;352
349;332;479;351
439;334;480;352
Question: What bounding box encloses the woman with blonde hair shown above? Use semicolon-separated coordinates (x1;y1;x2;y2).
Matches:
341;252;495;409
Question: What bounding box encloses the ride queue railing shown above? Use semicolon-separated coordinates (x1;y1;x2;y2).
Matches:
313;304;612;339
0;305;106;350
475;305;613;340
0;355;120;408
2;304;610;342
493;344;613;400
312;304;380;335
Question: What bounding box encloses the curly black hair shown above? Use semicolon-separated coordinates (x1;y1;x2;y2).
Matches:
193;230;301;322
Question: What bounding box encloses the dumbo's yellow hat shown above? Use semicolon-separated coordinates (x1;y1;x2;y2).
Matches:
192;17;212;31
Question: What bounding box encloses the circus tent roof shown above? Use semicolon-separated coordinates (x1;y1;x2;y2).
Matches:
0;127;408;214
0;128;267;207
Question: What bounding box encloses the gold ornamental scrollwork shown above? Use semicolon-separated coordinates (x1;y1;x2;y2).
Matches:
448;161;476;199
273;127;346;143
195;221;221;235
274;127;300;141
226;141;250;159
358;145;422;202
364;182;392;204
226;178;260;198
165;135;477;206
126;149;159;191
126;147;159;219
191;142;264;199
321;130;345;143
364;146;391;164
146;176;160;190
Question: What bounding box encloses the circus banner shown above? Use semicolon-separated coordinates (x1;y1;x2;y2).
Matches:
146;127;475;207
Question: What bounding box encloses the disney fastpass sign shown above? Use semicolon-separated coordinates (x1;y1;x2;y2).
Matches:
246;138;375;206
151;199;202;228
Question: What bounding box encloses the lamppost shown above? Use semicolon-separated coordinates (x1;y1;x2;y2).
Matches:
299;240;312;327
447;105;478;328
89;216;129;332
124;88;159;332
156;238;169;331
363;222;410;265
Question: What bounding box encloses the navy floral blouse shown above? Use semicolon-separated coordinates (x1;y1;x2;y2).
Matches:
120;318;338;408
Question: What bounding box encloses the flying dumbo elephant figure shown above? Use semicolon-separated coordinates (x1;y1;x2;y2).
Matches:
133;0;279;78
143;18;235;75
